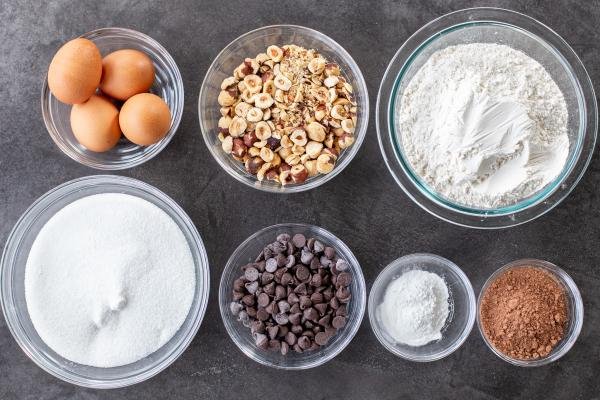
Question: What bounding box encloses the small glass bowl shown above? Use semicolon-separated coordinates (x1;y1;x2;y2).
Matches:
368;253;476;362
0;175;210;388
477;259;583;367
199;25;369;193
376;8;597;228
41;27;184;170
219;223;366;369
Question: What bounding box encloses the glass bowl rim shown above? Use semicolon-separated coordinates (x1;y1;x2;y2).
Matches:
368;253;476;362
376;7;598;229
475;258;584;367
0;175;210;388
218;222;366;369
41;27;185;171
198;24;369;193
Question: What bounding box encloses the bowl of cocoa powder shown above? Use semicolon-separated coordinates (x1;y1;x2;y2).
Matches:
477;259;583;366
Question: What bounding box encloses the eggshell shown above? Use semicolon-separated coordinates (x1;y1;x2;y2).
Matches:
48;38;102;104
70;95;121;152
119;93;171;146
100;49;155;100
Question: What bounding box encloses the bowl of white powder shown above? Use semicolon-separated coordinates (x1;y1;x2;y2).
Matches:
0;175;210;388
376;7;597;228
368;253;476;362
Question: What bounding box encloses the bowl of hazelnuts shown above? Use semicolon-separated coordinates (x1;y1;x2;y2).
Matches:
198;25;369;192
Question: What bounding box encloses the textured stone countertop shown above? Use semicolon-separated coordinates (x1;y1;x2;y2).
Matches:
1;1;599;399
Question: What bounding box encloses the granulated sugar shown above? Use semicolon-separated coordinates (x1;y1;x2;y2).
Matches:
25;193;196;368
398;43;569;209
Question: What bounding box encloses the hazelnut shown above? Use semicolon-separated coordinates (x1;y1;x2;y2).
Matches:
254;93;274;109
267;45;284;62
306;141;324;159
280;162;292;172
218;115;232;130
234;102;252;118
245;156;264;175
263;80;276;97
265;169;280;182
246;107;263;122
324;76;339;88
280;134;293;149
290;129;307;146
330;104;348;120
221;135;233;154
278;147;292;160
220;76;237;90
261;70;274;82
219;107;231;117
306;122;326;142
322;147;339;158
337;134;355;149
308;57;326;74
256;162;272;181
327;88;338;104
271;153;281;168
229;116;247;137
324;63;341;77
255;121;272;140
266;137;281;150
291;144;305;155
232;138;247;158
304;160;318;177
274;74;292;91
244;58;259;74
260;147;275;163
341;118;355;134
243;131;258;148
290;165;308;183
262;108;271;120
316;153;336;174
241;89;254;103
253;140;267;149
248;146;260;157
285;154;301;166
324;133;335;148
243;74;263;94
218;90;236;107
279;170;293;185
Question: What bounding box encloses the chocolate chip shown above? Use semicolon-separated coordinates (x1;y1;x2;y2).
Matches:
230;302;243;316
256;308;270;321
275;313;289;325
296;265;311;281
281;341;289;355
278;325;289;337
263;247;273;259
277;300;291;314
299;295;312;310
250;320;264;334
261;272;274;285
285;331;297;345
233;278;246;291
336;272;352;287
293;344;303;353
267;325;279;340
294;282;308;295
300;249;314;265
291;324;303;335
285;255;295;268
314;302;328;316
330;296;339;309
336;305;347;317
281;272;293;286
332;315;347;329
287;292;299;304
238;310;249;324
318;315;331;326
270;240;286;254
320;256;332;268
306;237;315;250
289;312;302;325
286;242;295;256
292;233;306;248
255;261;266;272
336;287;351;303
242;294;255;306
245;281;259;294
265;258;278;273
255;250;265;262
244;267;259;282
298;335;311;350
246;306;257;318
263;282;275;296
324;247;336;259
277;233;291;244
268;339;281;351
310;292;323;303
303;307;319;322
335;259;349;271
290;303;300;314
275;285;286;300
276;253;287;267
310;274;322;287
315;332;330;346
254;332;268;349
257;293;270;308
313;240;325;253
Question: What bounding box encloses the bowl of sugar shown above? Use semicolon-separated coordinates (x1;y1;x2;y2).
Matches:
377;7;597;228
0;175;210;388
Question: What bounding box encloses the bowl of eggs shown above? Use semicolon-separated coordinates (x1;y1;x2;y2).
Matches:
41;27;184;170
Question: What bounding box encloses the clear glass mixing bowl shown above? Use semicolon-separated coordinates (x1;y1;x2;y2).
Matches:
41;28;184;170
199;25;369;193
0;176;210;388
376;8;597;228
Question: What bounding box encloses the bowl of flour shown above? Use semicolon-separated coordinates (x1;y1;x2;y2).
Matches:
0;175;210;388
377;8;597;228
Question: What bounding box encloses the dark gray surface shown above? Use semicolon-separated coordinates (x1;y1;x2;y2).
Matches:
1;0;599;399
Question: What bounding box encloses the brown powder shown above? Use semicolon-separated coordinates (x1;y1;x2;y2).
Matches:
479;266;568;360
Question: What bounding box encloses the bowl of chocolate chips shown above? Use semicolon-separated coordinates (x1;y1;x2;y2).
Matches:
219;223;366;369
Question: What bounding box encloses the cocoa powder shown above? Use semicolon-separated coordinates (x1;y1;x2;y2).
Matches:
479;266;568;360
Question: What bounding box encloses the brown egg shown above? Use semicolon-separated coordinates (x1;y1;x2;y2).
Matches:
48;38;102;104
70;95;121;152
100;49;155;100
119;93;171;146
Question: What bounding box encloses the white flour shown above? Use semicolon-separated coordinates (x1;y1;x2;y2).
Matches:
25;193;196;368
398;43;569;208
377;269;449;346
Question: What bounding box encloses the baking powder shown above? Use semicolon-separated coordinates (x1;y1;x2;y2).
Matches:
398;43;569;208
25;193;196;368
377;269;449;347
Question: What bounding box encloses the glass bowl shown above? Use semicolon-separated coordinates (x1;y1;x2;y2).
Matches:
477;259;583;367
199;25;369;193
376;7;597;228
219;223;366;369
41;28;184;170
0;175;210;388
368;253;476;362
